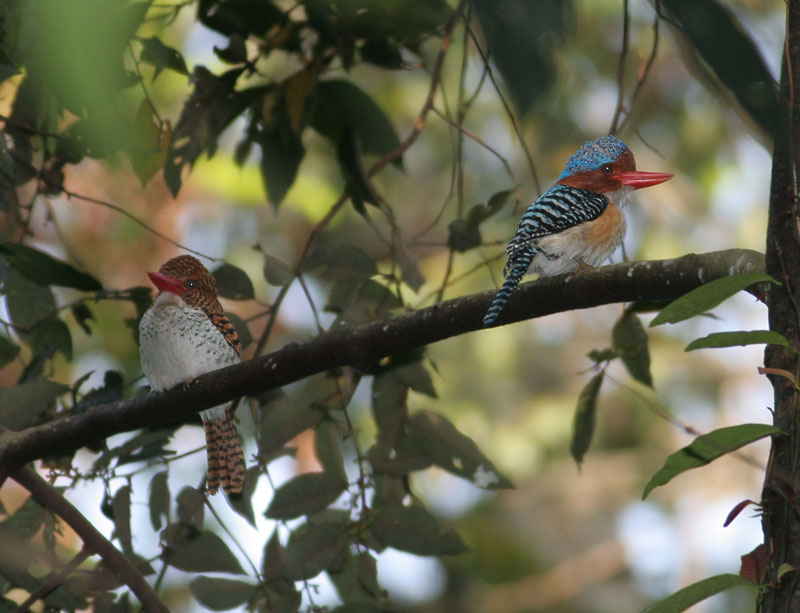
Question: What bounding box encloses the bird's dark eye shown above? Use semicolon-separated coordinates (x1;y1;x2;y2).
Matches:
602;165;613;175
186;280;197;289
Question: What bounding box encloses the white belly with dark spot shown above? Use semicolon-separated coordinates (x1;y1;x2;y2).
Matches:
139;302;238;420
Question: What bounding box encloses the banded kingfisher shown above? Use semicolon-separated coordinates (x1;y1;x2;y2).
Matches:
483;135;672;327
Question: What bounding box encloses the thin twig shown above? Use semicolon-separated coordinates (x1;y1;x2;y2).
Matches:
609;0;630;135
13;548;91;613
619;3;662;134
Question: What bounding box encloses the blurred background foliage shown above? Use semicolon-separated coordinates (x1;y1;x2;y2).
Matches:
0;0;784;611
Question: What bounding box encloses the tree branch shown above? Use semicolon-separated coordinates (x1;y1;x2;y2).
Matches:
0;249;764;471
11;466;168;612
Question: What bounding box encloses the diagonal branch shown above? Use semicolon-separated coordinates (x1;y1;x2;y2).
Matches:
0;249;764;472
11;466;168;612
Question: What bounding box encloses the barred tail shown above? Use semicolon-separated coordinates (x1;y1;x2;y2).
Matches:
203;410;245;496
483;250;535;327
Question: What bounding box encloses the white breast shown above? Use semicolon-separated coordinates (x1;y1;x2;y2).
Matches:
139;298;238;420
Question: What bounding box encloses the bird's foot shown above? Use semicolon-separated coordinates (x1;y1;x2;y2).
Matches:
182;376;196;390
570;258;595;274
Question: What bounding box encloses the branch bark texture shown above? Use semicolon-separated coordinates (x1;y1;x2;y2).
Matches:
761;2;800;610
0;249;763;473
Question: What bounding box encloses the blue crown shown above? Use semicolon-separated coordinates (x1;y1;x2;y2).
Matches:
558;136;629;180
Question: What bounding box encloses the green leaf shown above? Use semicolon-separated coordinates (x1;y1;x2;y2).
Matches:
370;504;467;556
470;0;568;114
643;573;756;613
111;485;132;555
189;577;257;611
257;123;305;208
0;379;68;430
650;273;777;327
197;0;283;37
310;80;401;161
407;410;513;489
227;466;260;527
447;218;482;253
329;551;383;605
258;391;325;458
0;242;102;291
30;318;73;361
148;471;170;532
315;418;348;483
164;531;246;574
686;330;791;351
265;472;347;520
613;312;652;387
262;253;296;287
5;269;57;331
304;244;377;280
284;511;351;580
212;263;254;300
337;123;382;215
643;424;782;499
0;335;20;368
71;302;94;335
660;0;779;139
570;372;603;467
176;487;205;529
138;36;188;79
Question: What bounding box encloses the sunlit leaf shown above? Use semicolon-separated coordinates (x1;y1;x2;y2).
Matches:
284;511;351;580
685;330;791;351
650;273;777;326
612;311;652;387
213;263;255;300
265;472;347;520
1;242;102;291
643;424;782;499
570;372;603;467
189;577;257;611
643;573;755;613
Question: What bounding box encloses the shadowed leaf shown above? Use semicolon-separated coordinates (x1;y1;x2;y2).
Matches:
570;372;603;466
284;511;351;580
613;312;652;387
1;242;102;291
189;577;257;611
0;380;68;430
265;472;347;520
213;263;255;300
148;471;170;532
165;531;246;574
370;504;467;556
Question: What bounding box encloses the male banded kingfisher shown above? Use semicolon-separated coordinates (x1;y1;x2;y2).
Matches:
483;136;672;327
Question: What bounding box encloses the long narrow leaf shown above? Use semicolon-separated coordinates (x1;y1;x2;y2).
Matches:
643;573;755;613
686;330;791;352
650;273;776;326
643;424;782;499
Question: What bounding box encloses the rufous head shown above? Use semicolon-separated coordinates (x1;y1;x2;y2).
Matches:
557;135;673;194
147;255;221;312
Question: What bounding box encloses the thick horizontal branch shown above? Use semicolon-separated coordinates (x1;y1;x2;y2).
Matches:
0;249;764;470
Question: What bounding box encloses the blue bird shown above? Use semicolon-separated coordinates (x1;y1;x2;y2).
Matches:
483;136;672;327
